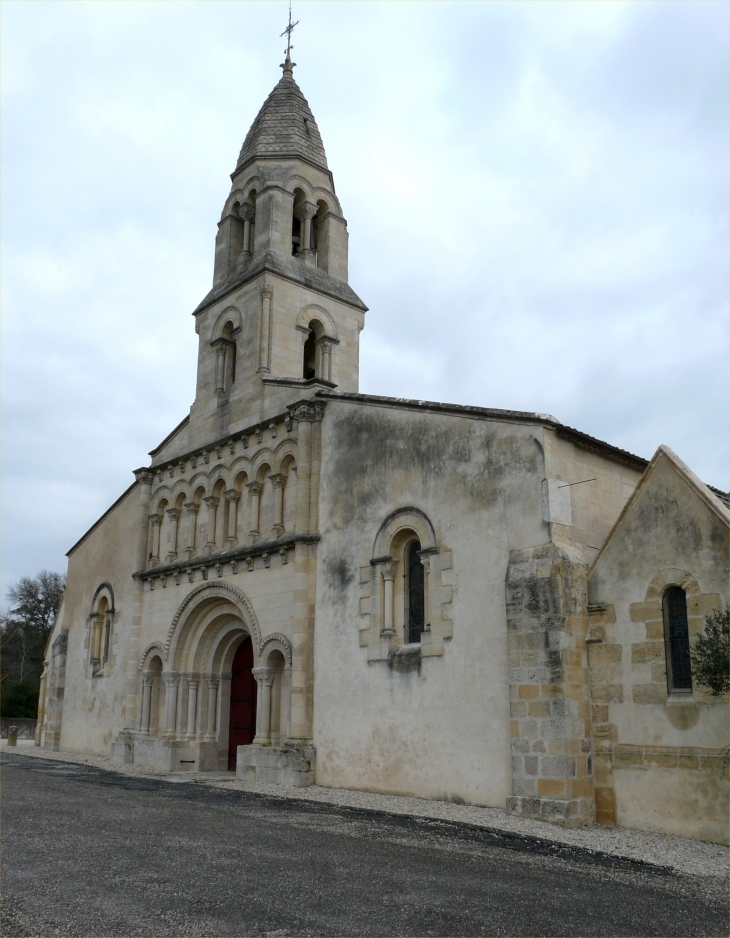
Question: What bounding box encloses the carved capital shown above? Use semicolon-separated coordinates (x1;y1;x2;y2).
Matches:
288;400;326;424
134;468;154;486
380;559;397;580
166;508;181;521
203;496;220;509
269;473;286;489
260;284;274;299
149;513;162;527
251;666;277;685
240;203;255;222
247;482;264;497
295;201;317;221
184;501;200;515
225;489;241;503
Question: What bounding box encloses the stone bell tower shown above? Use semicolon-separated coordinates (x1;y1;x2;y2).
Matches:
186;52;368;447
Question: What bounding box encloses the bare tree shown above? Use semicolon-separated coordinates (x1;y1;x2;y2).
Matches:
1;570;66;690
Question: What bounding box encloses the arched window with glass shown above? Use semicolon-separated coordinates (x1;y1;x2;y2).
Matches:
405;539;425;644
663;586;692;692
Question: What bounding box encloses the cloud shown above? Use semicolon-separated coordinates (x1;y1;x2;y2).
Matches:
2;0;727;597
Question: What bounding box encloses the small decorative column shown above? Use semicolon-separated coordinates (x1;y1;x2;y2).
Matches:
381;560;396;636
224;490;240;548
203;496;219;554
140;672;153;736
321;339;333;382
205;677;219;740
240;203;255;257
165;508;181;563
269;474;286;538
163;674;178;739
90;614;103;668
290;404;313;534
296;202;318;265
148;513;162;566
185;675;199;739
213;339;227;396
247;482;263;543
258;285;273;375
419;549;437;632
251;667;276;746
184;502;199;559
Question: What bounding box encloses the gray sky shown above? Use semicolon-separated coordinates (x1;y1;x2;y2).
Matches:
2;0;728;597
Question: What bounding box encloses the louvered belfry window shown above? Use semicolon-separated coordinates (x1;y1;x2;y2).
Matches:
663;586;693;692
406;540;425;644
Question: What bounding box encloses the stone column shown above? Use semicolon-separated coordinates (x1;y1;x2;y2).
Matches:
122;469;153;737
251;667;276;746
203;496;219;554
206;677;219;739
296;202;318;265
290;403;314;534
247;482;263;543
214;674;223;739
184;502;199;559
240;203;254;257
165;508;181;563
163;674;178;738
91;614;103;667
381;561;396;636
185;675;199;739
258;285;273;375
269;474;286;538
321;339;333;381
309;408;324;534
148;513;162;566
140;673;153;736
214;341;227;395
224;490;240;548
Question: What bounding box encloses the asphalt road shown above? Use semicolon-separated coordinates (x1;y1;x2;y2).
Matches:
2;753;727;937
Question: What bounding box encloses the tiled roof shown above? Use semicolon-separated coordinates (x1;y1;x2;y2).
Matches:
236;72;328;172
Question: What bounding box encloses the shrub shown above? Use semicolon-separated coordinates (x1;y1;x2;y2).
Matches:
1;680;39;718
691;608;729;697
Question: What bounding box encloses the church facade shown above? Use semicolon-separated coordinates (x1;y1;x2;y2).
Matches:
38;56;729;844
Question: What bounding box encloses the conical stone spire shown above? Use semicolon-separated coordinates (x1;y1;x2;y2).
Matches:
236;59;328;172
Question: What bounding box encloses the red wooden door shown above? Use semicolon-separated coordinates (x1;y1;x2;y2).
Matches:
228;636;257;770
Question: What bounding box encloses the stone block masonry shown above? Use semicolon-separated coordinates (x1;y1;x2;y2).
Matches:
506;542;594;827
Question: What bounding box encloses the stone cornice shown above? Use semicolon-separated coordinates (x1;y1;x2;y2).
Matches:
135;532;320;580
192;250;368;317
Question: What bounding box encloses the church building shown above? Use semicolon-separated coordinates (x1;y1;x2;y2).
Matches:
38;52;729;844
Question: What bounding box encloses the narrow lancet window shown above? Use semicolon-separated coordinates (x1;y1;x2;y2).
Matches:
303;329;316;379
663;586;692;692
406;540;425;643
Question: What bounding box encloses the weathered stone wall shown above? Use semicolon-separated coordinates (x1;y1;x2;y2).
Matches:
313;398;549;806
588;448;729;843
47;484;141;755
505;542;594;827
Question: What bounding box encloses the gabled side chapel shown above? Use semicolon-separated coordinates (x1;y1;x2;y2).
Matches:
38;54;729;844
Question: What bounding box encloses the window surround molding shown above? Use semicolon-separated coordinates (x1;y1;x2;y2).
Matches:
358;508;453;662
628;567;722;705
86;583;116;678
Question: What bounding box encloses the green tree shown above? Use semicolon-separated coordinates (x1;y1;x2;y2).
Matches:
691;607;729;697
1;570;66;703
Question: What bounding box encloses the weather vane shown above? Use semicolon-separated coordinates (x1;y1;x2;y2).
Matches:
280;2;299;57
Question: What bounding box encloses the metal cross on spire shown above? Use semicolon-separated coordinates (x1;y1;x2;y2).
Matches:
280;2;299;57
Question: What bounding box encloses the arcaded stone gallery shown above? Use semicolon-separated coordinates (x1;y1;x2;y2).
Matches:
38;53;729;844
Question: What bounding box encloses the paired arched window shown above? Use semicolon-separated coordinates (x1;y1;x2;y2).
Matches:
663;586;692;692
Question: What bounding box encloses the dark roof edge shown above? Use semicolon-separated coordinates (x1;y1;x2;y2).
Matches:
708;484;730;507
66;480;138;558
555;425;649;471
148;414;191;458
315;390;560;427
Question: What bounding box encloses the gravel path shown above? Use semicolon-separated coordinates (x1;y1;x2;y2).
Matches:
5;740;726;882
